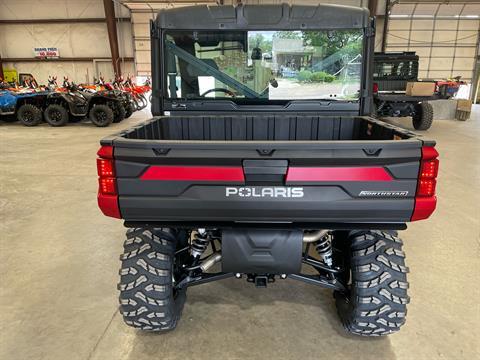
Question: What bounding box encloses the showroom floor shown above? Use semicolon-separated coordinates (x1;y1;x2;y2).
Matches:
1;107;479;360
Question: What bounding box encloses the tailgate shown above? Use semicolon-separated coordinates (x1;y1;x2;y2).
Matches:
107;138;425;225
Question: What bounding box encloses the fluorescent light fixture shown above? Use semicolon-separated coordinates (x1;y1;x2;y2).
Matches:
390;14;479;19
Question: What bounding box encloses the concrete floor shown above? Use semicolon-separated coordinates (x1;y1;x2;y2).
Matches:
1;107;479;360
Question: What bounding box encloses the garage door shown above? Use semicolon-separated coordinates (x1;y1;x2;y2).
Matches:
385;1;480;81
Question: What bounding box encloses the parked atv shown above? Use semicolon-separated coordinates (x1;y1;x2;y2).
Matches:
97;77;136;120
0;89;48;126
95;87;130;123
43;80;122;127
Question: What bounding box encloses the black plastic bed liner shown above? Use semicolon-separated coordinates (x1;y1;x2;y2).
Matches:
109;115;416;143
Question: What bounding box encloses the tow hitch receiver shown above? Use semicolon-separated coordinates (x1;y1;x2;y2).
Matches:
247;274;276;288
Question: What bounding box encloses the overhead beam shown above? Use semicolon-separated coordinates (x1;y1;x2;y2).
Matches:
122;0;216;3
2;57;134;62
103;0;121;77
398;0;480;3
0;18;130;24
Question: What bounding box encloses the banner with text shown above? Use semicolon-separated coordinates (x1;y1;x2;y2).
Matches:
33;47;60;59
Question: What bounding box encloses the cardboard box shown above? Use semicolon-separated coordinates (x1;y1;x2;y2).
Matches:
406;82;435;97
456;99;472;112
456;110;470;121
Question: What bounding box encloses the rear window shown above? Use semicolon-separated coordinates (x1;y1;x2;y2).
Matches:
164;29;364;103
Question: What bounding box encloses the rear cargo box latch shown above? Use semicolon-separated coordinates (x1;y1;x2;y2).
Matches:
257;149;275;156
363;148;382;156
153;148;170;156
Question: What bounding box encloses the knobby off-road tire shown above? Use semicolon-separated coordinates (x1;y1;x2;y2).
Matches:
89;104;113;127
17;104;42;126
44;104;68;126
118;228;186;332
413;102;434;130
113;102;126;123
335;230;409;336
124;102;134;119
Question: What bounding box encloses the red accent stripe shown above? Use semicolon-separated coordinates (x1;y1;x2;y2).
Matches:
140;166;245;182
286;167;393;182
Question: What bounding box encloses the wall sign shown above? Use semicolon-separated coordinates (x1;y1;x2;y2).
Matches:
33;47;60;59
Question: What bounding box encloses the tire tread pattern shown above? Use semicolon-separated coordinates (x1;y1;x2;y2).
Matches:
118;228;185;332
413;102;434;130
17;104;42;126
336;230;409;337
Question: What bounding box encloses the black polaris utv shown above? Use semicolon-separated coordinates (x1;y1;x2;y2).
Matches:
43;81;123;127
97;3;439;337
373;52;438;130
0;90;49;126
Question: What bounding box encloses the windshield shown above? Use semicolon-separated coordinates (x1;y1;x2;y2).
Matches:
164;30;363;102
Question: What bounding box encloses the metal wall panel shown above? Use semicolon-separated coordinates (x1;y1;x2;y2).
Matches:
0;0;134;83
385;2;480;81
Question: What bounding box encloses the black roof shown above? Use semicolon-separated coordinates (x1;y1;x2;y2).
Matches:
155;3;370;30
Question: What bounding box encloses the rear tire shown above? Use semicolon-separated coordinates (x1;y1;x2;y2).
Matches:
125;102;134;118
413;102;433;130
89;104;113;127
17;104;42;126
44;104;68;126
335;230;409;336
113;102;126;123
118;228;187;332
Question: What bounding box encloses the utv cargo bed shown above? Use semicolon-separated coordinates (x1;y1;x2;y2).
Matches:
100;115;431;226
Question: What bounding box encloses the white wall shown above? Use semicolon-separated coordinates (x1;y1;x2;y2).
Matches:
0;0;134;84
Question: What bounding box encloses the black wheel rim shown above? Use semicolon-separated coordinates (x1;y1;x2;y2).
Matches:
50;110;62;124
96;111;107;124
23;111;34;123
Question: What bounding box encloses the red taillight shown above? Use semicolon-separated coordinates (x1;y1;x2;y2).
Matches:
97;158;115;177
420;159;439;179
97;145;120;219
411;146;439;221
422;146;439;161
99;177;116;195
417;179;436;197
97;145;113;158
373;82;379;93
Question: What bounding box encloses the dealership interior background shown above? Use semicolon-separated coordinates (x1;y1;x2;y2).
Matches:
0;1;479;359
